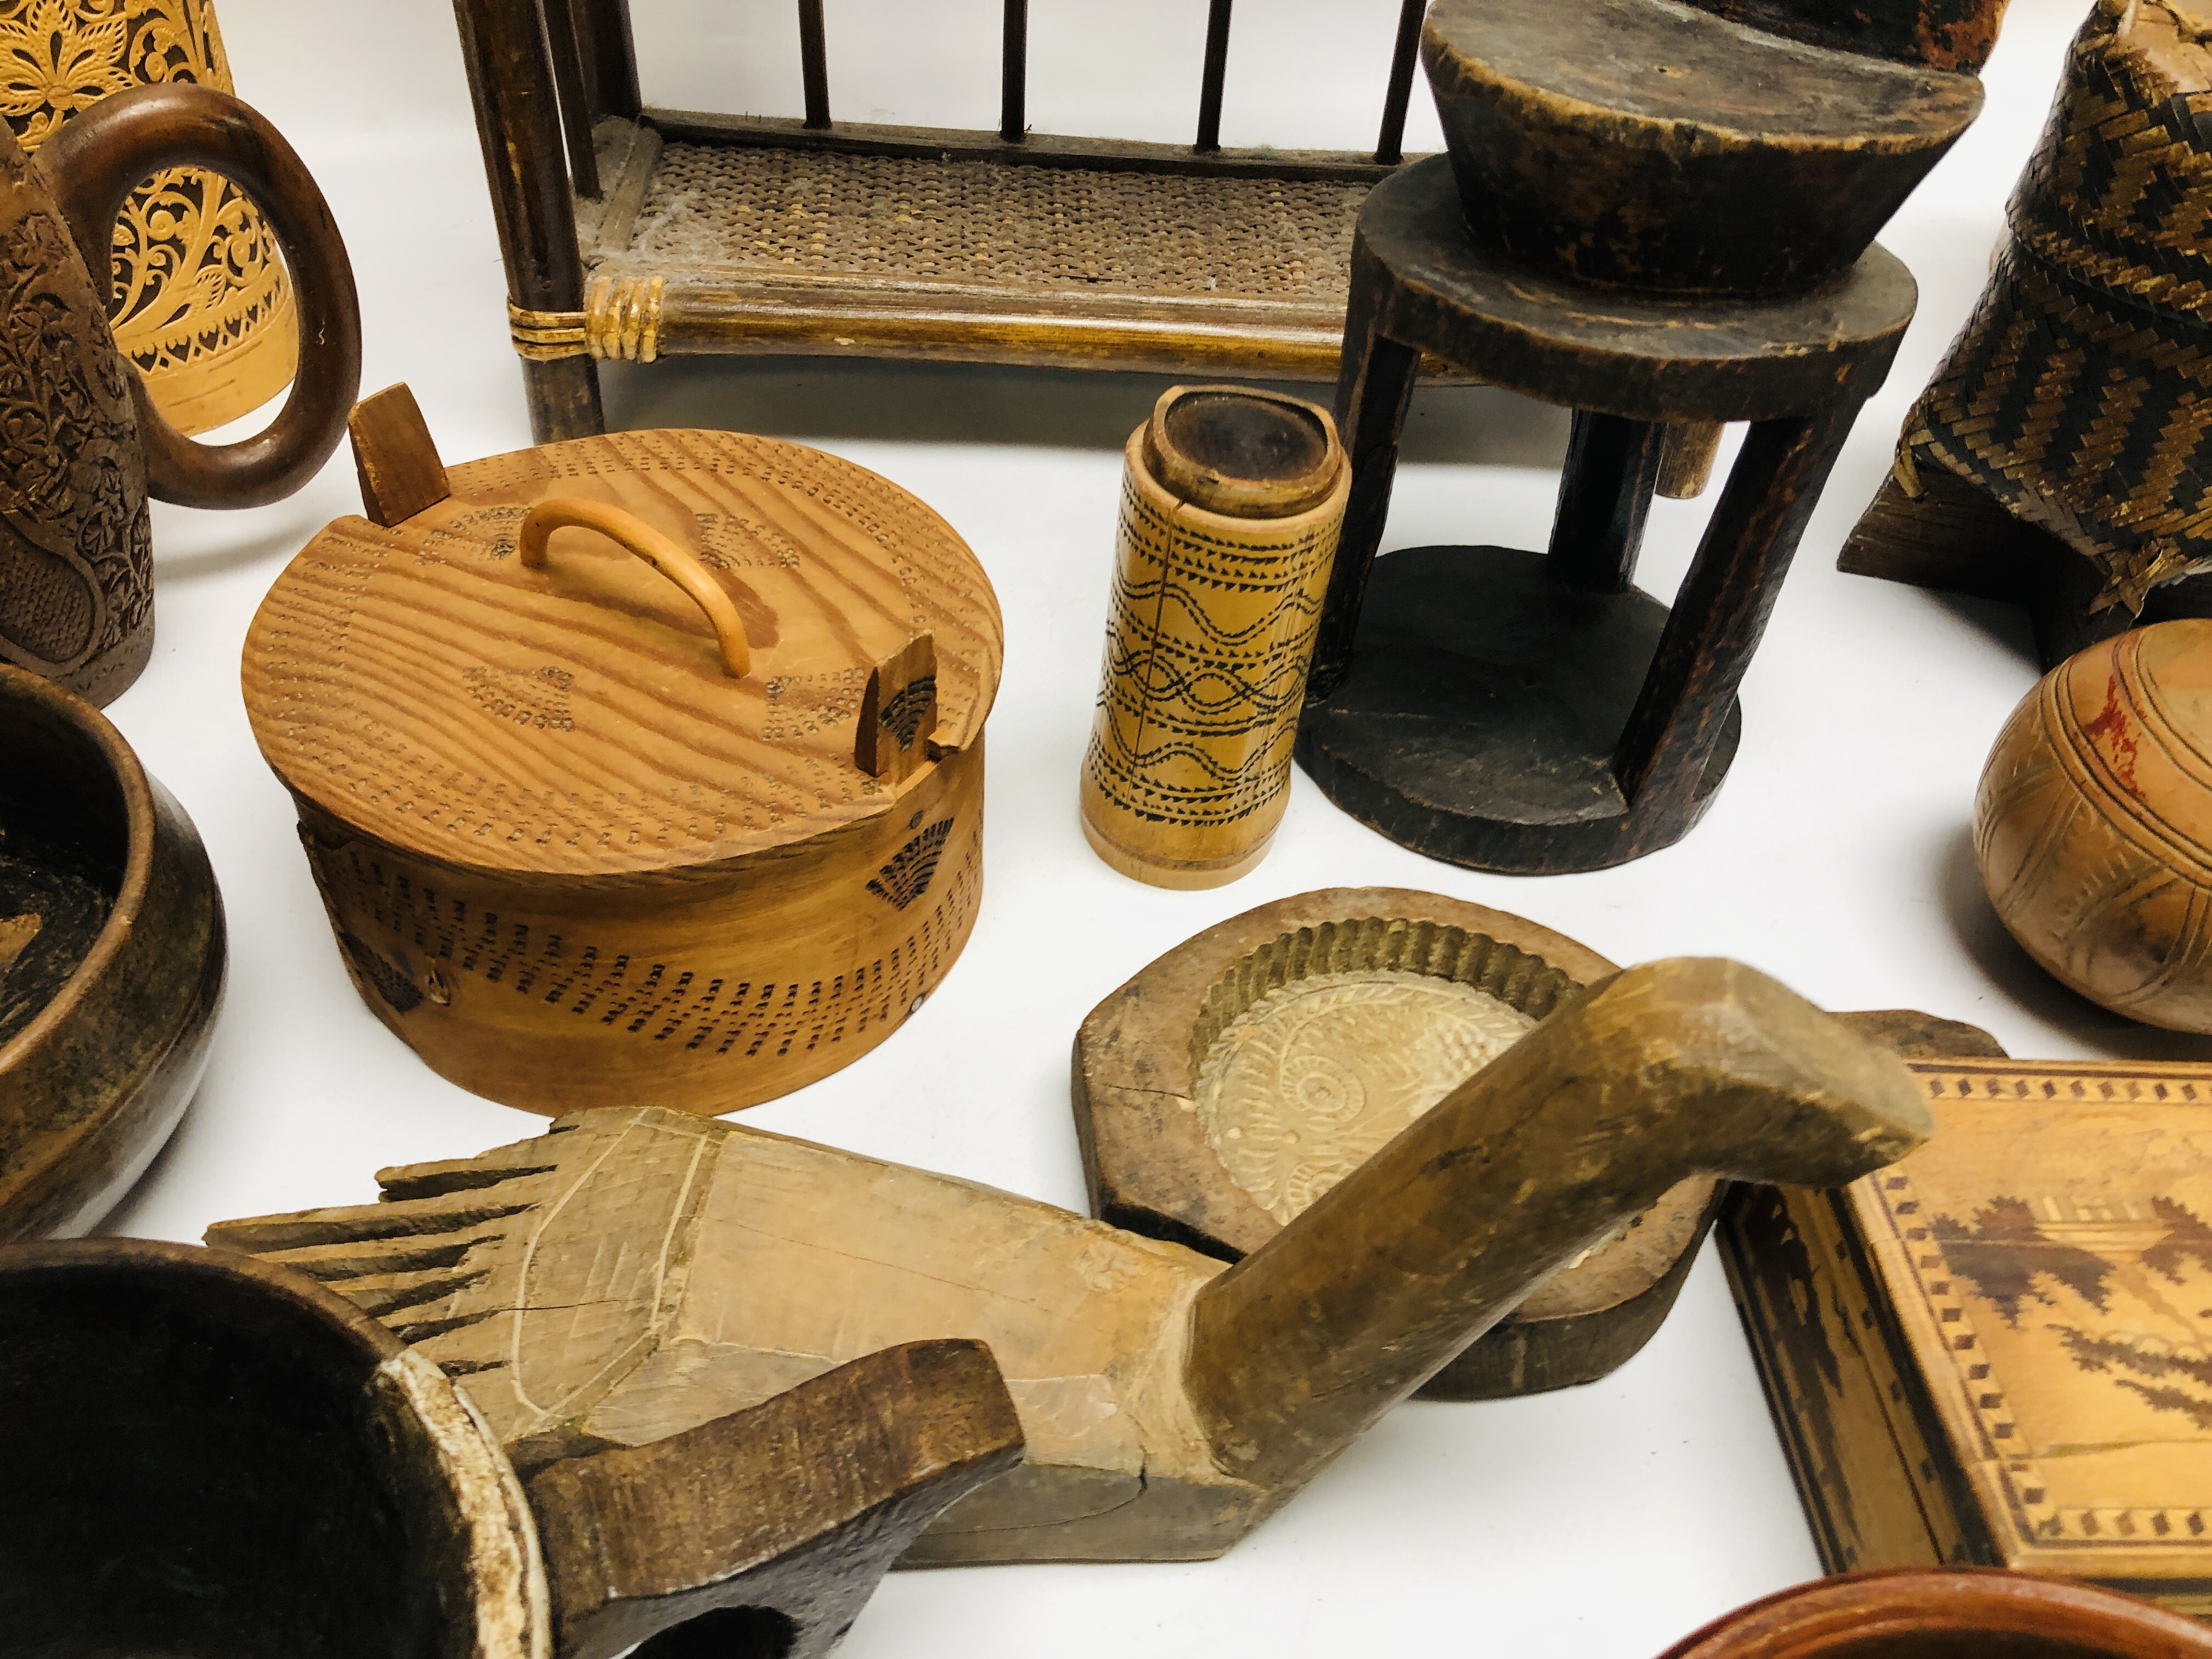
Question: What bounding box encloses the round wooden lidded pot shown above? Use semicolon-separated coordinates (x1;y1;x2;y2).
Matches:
243;388;1002;1116
1976;619;2212;1034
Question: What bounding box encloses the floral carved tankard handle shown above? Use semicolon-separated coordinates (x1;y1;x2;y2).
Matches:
35;82;361;510
520;498;755;678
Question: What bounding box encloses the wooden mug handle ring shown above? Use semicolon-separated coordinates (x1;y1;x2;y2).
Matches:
518;498;753;679
35;81;363;510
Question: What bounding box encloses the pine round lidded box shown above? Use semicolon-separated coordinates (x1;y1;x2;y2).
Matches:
242;388;1002;1114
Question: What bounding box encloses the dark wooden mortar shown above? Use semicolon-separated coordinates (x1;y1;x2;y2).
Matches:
1421;0;1990;297
0;665;223;1240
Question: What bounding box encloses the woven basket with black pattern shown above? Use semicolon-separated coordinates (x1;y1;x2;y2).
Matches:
1898;0;2212;614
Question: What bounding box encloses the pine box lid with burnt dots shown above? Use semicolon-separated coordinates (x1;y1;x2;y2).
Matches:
241;387;1003;1117
1071;887;1723;1401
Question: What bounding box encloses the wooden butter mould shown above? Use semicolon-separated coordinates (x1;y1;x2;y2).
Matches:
1721;1056;2212;1617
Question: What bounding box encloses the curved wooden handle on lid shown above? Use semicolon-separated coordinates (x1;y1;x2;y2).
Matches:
518;498;752;679
35;81;362;510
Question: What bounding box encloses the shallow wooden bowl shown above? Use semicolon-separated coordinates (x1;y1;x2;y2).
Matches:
0;666;223;1240
1073;886;1719;1400
1656;1568;2212;1659
1421;0;1985;296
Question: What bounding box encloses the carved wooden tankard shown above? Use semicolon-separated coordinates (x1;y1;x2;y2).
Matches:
0;81;358;706
0;0;301;436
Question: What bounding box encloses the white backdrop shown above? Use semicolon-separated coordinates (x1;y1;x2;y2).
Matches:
89;4;2186;1655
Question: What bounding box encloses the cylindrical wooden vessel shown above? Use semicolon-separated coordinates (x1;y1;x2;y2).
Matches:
1654;1568;2212;1659
1;0;295;433
1080;386;1348;888
0;1239;543;1658
245;427;1002;1116
1976;620;2212;1034
0;665;224;1241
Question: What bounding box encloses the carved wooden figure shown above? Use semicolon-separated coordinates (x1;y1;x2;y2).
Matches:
1294;0;2004;874
0;1238;1022;1659
243;387;1002;1116
0;667;222;1243
1723;1037;2212;1613
1081;387;1348;888
1976;619;2212;1033
1073;887;1719;1400
1840;2;2212;668
1656;1570;2212;1659
0;81;359;706
211;957;1932;1565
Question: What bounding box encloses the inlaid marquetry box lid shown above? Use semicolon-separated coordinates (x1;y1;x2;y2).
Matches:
1724;1056;2212;1615
244;427;1002;881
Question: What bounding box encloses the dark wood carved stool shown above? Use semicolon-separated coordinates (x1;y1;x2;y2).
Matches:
1296;157;1916;874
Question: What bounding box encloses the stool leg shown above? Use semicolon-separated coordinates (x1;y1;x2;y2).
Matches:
1611;403;1857;825
453;0;606;443
1310;258;1417;699
1547;412;1667;594
574;0;641;121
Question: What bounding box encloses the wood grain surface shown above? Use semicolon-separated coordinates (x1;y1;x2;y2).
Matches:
244;425;1002;1114
1071;886;1721;1402
1976;621;2212;1033
211;957;1932;1565
1421;0;1986;297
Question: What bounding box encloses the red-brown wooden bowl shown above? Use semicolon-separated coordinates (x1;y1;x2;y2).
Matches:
1658;1570;2212;1659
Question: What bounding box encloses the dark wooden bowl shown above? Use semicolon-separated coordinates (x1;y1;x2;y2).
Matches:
0;1238;535;1658
1421;0;1984;297
0;1238;1028;1658
0;666;223;1239
1657;1569;2212;1659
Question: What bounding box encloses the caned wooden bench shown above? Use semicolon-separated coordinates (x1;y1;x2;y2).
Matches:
452;0;1428;441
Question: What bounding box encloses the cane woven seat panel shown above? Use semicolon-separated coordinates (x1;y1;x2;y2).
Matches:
619;141;1367;301
1900;1;2212;614
569;133;1381;374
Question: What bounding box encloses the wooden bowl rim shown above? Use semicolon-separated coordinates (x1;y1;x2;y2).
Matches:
0;667;156;1076
0;1236;545;1657
1656;1567;2212;1658
1081;887;1617;1105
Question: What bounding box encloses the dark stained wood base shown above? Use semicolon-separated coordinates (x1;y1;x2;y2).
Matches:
1296;545;1741;874
1418;1185;1719;1401
1839;467;2212;670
